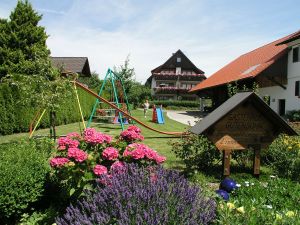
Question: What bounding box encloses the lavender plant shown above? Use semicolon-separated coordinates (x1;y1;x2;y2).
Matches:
56;164;216;225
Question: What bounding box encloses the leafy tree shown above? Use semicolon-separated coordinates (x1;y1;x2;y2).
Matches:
127;81;151;108
0;0;55;80
77;71;102;91
113;55;135;93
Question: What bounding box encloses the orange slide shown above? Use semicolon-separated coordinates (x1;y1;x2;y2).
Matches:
74;81;185;136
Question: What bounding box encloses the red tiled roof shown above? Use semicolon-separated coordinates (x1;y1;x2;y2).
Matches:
190;30;300;92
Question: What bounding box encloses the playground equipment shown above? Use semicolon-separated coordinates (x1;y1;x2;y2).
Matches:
87;68;131;131
75;81;184;136
152;105;165;124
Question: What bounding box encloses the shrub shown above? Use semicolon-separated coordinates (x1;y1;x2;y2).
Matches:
150;100;200;109
56;164;216;225
217;177;300;224
171;133;221;172
286;110;300;122
263;134;300;181
0;138;53;220
49;126;166;200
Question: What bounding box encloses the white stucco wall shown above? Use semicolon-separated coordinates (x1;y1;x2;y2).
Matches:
259;45;300;114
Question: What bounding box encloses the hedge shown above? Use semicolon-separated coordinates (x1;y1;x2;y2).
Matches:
150;100;200;108
0;138;53;220
0;83;96;135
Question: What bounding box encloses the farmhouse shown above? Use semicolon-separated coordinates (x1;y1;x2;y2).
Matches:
50;57;91;77
190;30;300;116
146;50;206;101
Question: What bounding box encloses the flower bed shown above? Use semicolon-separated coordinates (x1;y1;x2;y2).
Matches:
216;177;300;224
49;126;166;198
57;164;216;225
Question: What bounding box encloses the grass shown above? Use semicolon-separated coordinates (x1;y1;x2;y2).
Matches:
0;109;189;169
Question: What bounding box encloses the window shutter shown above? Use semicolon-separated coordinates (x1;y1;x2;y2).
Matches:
295;81;300;96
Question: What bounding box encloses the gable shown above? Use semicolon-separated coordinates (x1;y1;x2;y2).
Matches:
151;50;204;74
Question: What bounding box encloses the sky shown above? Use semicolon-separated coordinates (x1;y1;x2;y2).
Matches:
0;0;299;83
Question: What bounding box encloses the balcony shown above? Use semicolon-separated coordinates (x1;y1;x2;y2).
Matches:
153;72;205;81
154;86;190;94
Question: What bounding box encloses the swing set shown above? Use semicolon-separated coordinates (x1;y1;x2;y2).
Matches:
29;68;184;138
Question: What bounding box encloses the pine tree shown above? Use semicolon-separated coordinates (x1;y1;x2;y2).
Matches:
0;0;54;80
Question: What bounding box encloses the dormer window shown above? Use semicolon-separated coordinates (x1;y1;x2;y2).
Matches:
177;57;181;63
293;46;299;63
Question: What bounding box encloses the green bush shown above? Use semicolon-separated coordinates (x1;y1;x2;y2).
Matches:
0;83;95;135
171;133;221;172
0;139;54;220
286;110;300;122
150;100;199;109
263;134;300;181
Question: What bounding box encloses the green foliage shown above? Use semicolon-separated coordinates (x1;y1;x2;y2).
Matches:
151;100;200;109
227;82;259;97
77;72;102;91
127;81;151;108
0;79;95;135
113;56;135;94
0;138;53;220
171;133;221;172
263;134;300;181
216;177;300;224
286;110;300;122
0;0;55;80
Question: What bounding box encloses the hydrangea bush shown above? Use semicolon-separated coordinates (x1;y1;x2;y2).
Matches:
56;164;216;225
49;126;166;198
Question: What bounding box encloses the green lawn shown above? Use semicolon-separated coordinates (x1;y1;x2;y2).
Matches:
0;109;188;169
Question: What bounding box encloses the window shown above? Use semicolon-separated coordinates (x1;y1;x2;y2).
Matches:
293;47;299;63
177;57;181;63
296;81;300;96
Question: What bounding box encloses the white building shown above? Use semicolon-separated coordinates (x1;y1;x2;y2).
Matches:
146;50;206;101
190;30;300;116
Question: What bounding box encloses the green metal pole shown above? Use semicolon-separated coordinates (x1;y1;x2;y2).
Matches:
110;69;124;130
87;69;110;127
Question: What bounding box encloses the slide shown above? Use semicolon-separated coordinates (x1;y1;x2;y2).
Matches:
156;108;165;124
75;81;184;136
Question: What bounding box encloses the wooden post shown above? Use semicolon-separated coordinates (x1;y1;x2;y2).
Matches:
222;150;231;177
252;145;261;178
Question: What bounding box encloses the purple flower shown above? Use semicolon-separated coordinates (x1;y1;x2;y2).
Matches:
56;164;216;225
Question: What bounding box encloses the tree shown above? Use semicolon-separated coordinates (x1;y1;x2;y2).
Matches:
0;0;55;80
114;55;135;93
127;81;151;109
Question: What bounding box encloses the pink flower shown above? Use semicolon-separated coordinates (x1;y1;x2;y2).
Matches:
110;161;126;173
102;147;119;160
50;157;69;168
68;148;88;162
127;125;141;134
57;137;79;150
144;148;159;160
120;130;144;143
83;128;112;145
93;165;108;176
155;155;166;164
66;132;81;139
131;148;145;159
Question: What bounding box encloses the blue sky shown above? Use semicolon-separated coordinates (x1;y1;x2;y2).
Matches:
0;0;299;82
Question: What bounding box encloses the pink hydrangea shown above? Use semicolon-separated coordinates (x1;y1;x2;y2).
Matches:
68;147;88;162
102;147;119;160
120;130;144;143
110;161;126;173
155;155;166;164
66;132;81;139
57;137;79;150
50;157;69;168
127;125;141;134
123;143;166;164
93;165;108;176
83;128;112;145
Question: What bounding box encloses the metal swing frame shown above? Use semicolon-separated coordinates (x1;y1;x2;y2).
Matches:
87;68;132;130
